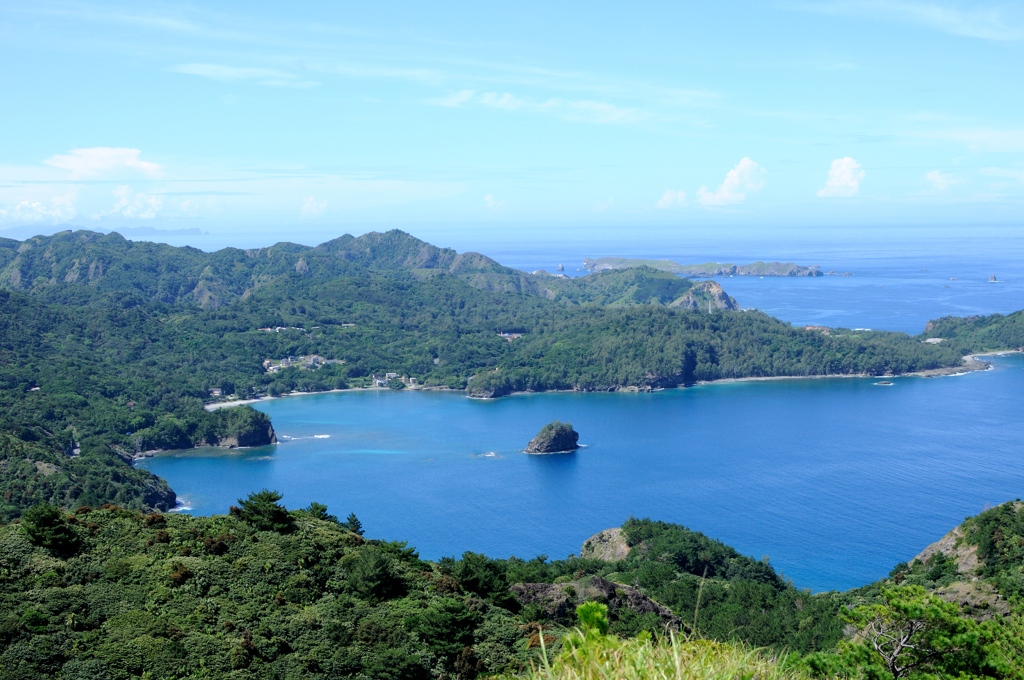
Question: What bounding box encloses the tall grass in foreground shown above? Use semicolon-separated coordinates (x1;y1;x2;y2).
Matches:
514;633;806;680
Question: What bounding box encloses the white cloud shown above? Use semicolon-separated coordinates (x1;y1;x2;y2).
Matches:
595;196;614;212
484;194;505;209
817;157;864;197
96;185;163;219
0;192;76;223
45;147;163;180
656;189;687;209
301;196;327;218
696;158;766;206
171;63;319;88
925;170;962;191
795;2;1024;41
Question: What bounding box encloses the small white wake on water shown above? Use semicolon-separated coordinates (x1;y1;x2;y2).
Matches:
314;435;330;439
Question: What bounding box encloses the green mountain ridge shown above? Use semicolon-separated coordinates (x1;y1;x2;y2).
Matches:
0;231;743;310
0;229;554;308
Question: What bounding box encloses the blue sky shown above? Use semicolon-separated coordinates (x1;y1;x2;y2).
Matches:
1;1;1023;247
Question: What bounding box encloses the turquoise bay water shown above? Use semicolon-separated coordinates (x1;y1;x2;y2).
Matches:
140;355;1024;592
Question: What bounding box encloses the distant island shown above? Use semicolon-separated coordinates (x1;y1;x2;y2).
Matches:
583;256;824;277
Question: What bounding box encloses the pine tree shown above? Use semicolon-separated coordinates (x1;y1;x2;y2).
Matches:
344;512;364;536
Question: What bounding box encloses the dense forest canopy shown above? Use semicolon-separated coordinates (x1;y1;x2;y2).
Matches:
4;496;1024;679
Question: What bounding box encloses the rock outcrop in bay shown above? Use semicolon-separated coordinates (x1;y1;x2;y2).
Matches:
526;421;579;453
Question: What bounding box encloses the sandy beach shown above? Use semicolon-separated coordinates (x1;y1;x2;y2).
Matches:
203;385;459;411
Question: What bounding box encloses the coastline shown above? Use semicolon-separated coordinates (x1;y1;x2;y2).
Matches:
204;385;459;411
697;350;1019;387
203;350;1022;410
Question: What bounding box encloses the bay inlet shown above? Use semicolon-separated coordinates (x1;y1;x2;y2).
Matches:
139;353;1024;592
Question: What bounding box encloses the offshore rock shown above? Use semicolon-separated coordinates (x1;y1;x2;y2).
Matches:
526;421;579;453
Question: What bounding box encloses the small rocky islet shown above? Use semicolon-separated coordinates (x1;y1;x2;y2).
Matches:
525;420;580;453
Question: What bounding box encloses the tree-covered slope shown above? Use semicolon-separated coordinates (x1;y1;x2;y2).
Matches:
7;498;1024;680
0;499;538;679
0;496;847;680
0;229;556;308
0;434;175;521
919;311;1024;353
464;307;963;397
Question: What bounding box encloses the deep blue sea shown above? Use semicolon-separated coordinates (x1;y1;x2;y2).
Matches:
138;241;1024;593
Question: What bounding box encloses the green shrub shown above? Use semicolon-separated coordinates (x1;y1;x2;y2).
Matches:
575;602;609;636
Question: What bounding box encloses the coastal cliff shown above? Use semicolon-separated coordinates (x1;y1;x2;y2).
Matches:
200;419;277;448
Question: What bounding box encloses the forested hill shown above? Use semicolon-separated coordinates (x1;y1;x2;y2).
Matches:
920;310;1024;353
0;229;552;306
0;499;844;679
0;228;1017;516
5;495;1024;679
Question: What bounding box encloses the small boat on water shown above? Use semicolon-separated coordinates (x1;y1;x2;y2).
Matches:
875;381;893;386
